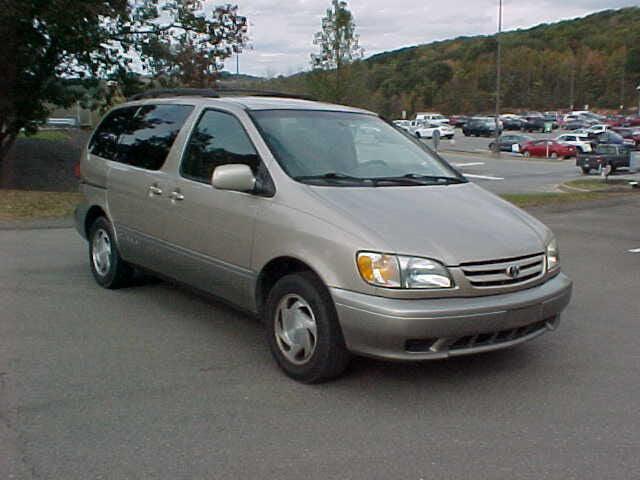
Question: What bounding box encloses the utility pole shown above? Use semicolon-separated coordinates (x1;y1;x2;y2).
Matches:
493;0;502;157
569;57;575;110
236;53;240;75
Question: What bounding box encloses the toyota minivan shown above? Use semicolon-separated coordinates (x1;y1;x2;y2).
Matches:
75;90;572;383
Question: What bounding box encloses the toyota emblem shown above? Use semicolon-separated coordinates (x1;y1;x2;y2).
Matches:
506;265;521;278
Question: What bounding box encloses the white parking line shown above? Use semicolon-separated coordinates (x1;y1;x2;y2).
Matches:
629;248;640;253
453;162;485;167
464;173;505;181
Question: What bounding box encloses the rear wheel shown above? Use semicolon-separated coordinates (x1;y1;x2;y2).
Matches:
265;272;351;383
550;152;558;159
88;217;133;289
523;150;531;158
581;166;591;175
415;132;422;139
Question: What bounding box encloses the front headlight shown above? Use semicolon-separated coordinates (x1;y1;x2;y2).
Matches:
357;252;453;289
546;238;560;271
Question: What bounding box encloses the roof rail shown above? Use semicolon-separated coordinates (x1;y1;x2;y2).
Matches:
127;87;315;102
128;88;220;101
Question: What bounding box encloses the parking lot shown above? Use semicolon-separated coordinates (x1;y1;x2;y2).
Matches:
2;192;640;479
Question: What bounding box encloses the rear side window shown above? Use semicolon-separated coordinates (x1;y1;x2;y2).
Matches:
117;104;194;170
89;107;138;160
181;109;260;183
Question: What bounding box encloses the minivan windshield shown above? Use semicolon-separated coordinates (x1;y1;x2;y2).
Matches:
251;110;466;186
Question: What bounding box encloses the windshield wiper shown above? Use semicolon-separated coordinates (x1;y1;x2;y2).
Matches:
294;172;372;185
370;174;466;185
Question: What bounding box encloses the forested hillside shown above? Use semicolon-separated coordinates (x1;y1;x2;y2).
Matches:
246;7;640;118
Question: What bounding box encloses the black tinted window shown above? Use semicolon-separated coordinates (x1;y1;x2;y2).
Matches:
181;110;259;183
89;107;138;160
117;104;193;170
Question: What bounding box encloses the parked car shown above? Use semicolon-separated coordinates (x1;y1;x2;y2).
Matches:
500;116;524;130
412;121;455;139
393;120;412;132
521;139;577;159
75;90;571;382
586;124;610;135
555;133;592;153
564;120;592;131
415;112;450;125
611;127;640;149
542;113;559;129
589;130;632;148
521;117;548;133
462;117;501;137
576;143;631;174
625;115;640;127
449;115;470;128
489;134;533;153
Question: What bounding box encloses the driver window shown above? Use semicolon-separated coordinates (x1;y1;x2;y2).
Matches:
181;110;259;183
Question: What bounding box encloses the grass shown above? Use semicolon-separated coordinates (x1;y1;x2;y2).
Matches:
563;178;632;192
0;190;82;220
500;191;608;208
17;130;70;142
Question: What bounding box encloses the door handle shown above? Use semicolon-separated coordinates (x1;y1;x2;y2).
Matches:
169;190;185;202
148;185;163;196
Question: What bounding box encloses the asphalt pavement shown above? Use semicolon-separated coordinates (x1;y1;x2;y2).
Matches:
2;196;640;479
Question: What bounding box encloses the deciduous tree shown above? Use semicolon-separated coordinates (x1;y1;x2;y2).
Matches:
0;0;248;162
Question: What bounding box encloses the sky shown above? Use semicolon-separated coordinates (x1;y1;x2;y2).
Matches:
227;0;637;77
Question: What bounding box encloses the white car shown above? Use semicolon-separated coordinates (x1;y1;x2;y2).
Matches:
415;112;450;125
586;124;610;135
393;120;412;132
555;133;592;153
411;121;455;139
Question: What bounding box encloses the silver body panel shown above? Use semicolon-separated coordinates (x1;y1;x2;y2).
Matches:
75;95;573;360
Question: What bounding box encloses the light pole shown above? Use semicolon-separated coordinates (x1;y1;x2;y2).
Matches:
637;83;640;115
493;0;503;156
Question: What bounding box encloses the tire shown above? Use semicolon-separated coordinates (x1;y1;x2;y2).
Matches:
415;132;421;139
550;152;558;159
488;142;495;151
581;166;591;175
88;217;133;289
265;272;351;383
523;150;531;158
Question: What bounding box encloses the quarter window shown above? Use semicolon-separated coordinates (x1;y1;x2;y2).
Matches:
181;110;260;183
116;104;194;170
89;107;138;161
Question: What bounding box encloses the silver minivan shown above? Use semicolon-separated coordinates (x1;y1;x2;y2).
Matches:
75;90;572;383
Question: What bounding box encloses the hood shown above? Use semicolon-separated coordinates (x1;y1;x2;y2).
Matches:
305;182;550;266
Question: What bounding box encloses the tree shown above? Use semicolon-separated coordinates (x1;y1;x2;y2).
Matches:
310;0;363;102
0;0;248;161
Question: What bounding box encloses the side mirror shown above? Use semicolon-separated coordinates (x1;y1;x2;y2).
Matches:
211;164;256;192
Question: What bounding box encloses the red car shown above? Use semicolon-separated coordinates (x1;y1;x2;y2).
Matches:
521;140;576;159
625;115;640;127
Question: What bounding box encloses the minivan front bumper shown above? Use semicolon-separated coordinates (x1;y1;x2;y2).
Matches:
331;273;572;361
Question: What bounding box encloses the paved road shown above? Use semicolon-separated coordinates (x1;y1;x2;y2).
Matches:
441;151;581;194
2;196;640;479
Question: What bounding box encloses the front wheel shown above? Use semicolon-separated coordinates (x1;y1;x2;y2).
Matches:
550;152;558;159
581;166;591;175
415;132;422;139
265;272;351;383
88;217;133;289
523;150;531;158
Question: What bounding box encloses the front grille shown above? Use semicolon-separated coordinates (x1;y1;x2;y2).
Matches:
448;319;548;351
405;318;553;354
460;253;545;288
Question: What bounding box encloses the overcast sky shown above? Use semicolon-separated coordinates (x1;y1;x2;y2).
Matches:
227;0;636;77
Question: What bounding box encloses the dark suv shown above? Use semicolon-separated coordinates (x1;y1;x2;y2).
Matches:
463;118;501;137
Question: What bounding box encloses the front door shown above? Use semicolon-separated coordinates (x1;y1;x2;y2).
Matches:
161;108;264;306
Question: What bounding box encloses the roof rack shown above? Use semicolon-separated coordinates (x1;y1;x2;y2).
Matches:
128;87;315;102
